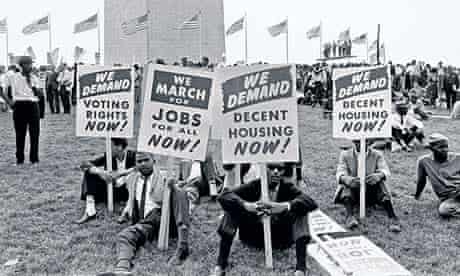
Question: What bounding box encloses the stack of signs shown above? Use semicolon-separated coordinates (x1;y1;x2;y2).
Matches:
333;66;391;139
137;64;214;161
76;66;134;138
220;64;299;163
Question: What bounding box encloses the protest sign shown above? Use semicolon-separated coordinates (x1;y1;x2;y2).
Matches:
76;66;134;138
137;64;214;161
220;64;299;164
309;210;347;240
319;236;412;276
333;65;391;139
332;65;391;218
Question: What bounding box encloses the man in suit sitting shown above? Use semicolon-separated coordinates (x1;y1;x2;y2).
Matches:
97;151;191;276
76;138;136;224
334;139;401;232
210;162;318;276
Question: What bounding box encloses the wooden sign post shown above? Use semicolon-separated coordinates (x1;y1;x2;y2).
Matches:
259;163;273;269
358;138;367;218
158;158;173;250
105;136;114;214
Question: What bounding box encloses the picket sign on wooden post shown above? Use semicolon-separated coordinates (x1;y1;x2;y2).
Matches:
158;157;173;250
105;135;114;214
358;138;366;219
259;163;273;269
235;164;241;186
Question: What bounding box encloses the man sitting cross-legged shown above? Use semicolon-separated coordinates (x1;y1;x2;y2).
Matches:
97;152;191;276
210;162;318;276
333;139;401;232
76;138;136;224
414;133;460;217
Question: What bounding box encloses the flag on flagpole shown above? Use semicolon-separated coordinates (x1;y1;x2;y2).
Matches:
121;13;149;35
338;28;350;41
268;19;288;37
306;24;321;39
226;16;244;36
380;43;386;63
74;13;98;34
74;46;85;61
0;18;7;34
47;48;59;66
178;12;200;30
26;46;36;60
352;33;367;44
368;40;378;51
22;15;49;35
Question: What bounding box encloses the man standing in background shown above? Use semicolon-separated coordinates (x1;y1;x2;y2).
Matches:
57;63;73;114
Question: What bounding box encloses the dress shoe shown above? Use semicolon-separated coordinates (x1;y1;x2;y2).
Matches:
345;216;359;229
294;270;306;276
75;212;96;224
96;271;133;276
117;213;129;224
168;246;189;266
209;266;225;276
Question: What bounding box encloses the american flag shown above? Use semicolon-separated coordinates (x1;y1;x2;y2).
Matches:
226;16;244;36
0;18;7;34
121;13;148;36
178;12;200;30
352;33;367;44
22;15;49;35
268;19;288;37
74;13;98;34
306;24;321;39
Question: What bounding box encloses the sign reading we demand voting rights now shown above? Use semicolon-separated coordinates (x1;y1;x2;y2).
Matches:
76;66;134;138
220;64;299;164
333;65;392;139
137;64;213;161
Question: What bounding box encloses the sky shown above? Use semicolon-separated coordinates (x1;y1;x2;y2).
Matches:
1;0;460;66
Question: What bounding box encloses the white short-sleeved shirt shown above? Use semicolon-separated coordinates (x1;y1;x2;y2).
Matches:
12;73;39;102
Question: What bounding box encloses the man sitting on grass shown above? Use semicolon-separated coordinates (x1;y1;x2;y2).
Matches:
210;162;318;276
76;138;136;224
97;151;191;276
334;139;401;232
392;101;425;152
414;133;460;217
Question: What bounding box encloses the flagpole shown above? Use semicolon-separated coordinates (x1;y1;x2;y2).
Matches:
366;37;369;64
377;24;381;65
97;10;101;64
319;21;322;59
244;13;248;64
286;17;289;63
5;18;8;67
48;13;52;53
199;10;202;60
145;0;151;62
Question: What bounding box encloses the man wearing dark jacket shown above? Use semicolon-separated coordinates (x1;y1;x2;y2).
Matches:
210;162;318;276
45;67;60;113
76;138;136;224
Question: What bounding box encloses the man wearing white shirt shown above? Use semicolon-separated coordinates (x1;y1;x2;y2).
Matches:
57;63;73;114
98;152;191;276
2;57;41;165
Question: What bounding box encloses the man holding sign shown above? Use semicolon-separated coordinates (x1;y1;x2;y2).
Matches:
97;152;191;276
333;139;401;232
211;162;318;276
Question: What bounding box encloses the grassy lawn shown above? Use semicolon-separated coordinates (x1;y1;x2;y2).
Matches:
0;106;459;276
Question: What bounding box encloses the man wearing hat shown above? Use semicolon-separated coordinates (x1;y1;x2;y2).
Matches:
2;56;41;165
415;133;460;217
334;139;401;232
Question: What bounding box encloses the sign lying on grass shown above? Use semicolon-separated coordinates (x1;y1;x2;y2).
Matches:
76;66;134;137
220;64;299;163
333;66;391;139
137;64;214;161
308;210;412;276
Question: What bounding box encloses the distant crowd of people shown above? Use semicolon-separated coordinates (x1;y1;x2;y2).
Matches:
323;39;353;59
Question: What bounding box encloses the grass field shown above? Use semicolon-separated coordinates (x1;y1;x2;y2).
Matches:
1;105;459;276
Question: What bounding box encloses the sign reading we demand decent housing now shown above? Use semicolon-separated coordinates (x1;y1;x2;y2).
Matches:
76;66;134;138
137;65;213;161
220;65;299;163
333;66;391;139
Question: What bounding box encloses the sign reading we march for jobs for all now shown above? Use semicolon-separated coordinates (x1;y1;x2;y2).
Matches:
333;66;391;139
76;66;134;138
137;65;213;161
220;65;299;163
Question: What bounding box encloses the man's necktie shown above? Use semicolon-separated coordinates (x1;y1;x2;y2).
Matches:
139;177;148;219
